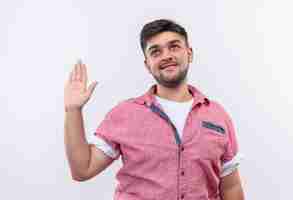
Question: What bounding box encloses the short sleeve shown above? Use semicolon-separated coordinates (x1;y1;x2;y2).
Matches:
88;134;119;159
220;112;243;177
91;107;123;160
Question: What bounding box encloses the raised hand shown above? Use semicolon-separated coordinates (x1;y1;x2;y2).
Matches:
64;60;98;111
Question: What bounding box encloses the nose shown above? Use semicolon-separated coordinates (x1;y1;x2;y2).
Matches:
161;49;174;62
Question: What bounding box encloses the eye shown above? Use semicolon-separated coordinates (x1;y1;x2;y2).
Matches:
150;49;161;57
170;44;180;51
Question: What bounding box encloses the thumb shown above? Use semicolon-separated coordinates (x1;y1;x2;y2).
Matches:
86;81;98;97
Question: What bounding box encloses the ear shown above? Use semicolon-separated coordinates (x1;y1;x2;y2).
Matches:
187;47;193;63
144;59;151;73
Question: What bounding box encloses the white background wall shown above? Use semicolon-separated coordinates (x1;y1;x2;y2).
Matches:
1;0;292;199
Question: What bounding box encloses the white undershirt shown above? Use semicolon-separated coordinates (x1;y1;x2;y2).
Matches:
154;95;194;139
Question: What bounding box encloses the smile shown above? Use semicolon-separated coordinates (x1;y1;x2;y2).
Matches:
163;65;177;70
160;63;178;70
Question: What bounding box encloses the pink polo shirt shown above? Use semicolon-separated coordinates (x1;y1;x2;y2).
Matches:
94;84;240;200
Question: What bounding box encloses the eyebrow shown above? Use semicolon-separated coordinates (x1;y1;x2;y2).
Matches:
146;39;182;53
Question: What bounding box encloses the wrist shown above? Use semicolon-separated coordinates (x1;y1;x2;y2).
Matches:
65;106;82;113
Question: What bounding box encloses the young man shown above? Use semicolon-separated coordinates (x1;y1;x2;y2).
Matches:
64;19;245;200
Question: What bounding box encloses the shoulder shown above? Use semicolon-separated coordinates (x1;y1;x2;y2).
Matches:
206;98;233;121
104;98;141;118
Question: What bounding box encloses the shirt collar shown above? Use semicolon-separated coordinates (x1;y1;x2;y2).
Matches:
133;84;210;110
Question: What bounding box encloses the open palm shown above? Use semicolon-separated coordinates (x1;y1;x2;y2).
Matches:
64;61;97;111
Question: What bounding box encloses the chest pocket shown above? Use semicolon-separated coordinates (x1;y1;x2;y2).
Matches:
198;120;228;160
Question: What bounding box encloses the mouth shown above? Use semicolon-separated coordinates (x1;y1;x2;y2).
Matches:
160;63;178;70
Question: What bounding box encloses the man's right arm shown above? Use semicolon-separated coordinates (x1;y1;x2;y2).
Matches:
64;108;114;181
64;60;113;181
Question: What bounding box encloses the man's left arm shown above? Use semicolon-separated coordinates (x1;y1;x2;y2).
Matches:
220;169;245;200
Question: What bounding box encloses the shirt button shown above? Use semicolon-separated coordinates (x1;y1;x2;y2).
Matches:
181;194;185;199
181;171;185;176
181;147;184;151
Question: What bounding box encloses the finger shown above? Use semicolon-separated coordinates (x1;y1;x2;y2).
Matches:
77;59;83;81
76;62;82;81
79;62;84;82
87;81;98;96
77;58;82;65
82;64;88;83
71;64;77;82
80;63;84;82
69;71;74;83
72;64;78;81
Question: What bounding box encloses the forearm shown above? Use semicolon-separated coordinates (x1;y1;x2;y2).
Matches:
221;183;244;200
64;108;91;178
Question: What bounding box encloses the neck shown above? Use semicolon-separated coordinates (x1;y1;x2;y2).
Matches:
155;83;193;102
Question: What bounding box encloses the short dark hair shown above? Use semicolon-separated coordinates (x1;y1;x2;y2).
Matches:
140;19;189;54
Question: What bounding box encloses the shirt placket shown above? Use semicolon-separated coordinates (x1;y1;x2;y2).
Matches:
149;103;187;200
150;100;205;200
180;102;203;199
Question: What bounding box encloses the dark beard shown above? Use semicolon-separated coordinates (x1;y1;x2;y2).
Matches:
153;67;188;88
